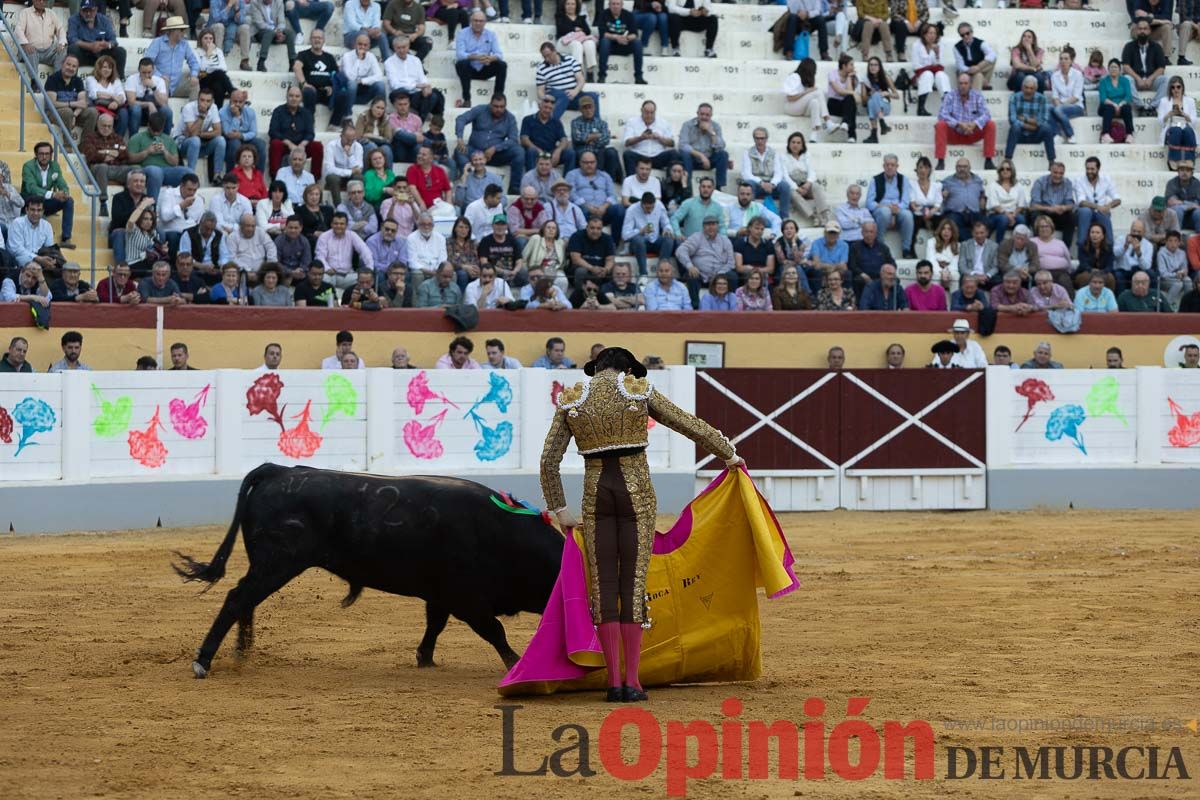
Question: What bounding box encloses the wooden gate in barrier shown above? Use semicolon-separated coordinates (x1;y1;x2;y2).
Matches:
695;369;987;511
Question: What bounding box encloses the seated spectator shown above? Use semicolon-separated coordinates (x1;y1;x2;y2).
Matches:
0;336;33;373
734;268;771;312
128;111;190;202
275;215;311;282
125;57;172;136
1141;196;1181;248
570;95;622;183
367;217;408;276
728;182;782;238
381;264;413;308
1031;214;1074;295
137;259;184;305
7;197;57;272
1007;29;1050;93
1160;79;1198;170
478;215;525;287
1029;269;1073;311
835;185;873;243
107;169;150;265
809;220;849;290
535;42;596;123
144;17;200;101
177;88;226;183
739;128;789;221
380;175;424;237
482;338;522;369
1176;274;1200;312
296;184;332;250
1115;219;1153;292
643;259;691;310
660;162;690;213
950;274;988;312
566;215;616;290
407;146;453;208
1180;343;1200;367
935;74;997;171
622;193;674;276
292;31;348;126
292;260;335;306
1075;270;1118;313
453;94;523;194
125;207;169;275
522;219;568;287
1076;223;1115;290
256;180;293;237
905;259;947;310
173;251;209;303
997;223;1039;281
42;55;97;139
464;263;514;308
827;346;846;369
667;0;717;56
946;319;987;368
275;147;316;207
1;263;52;314
316;212;374;289
622;100;680;179
526;273;569;311
68;1;126;76
180;211;230;277
676;213;736;307
205;3;252;74
866;154;914;258
1156;229;1190;308
1098;58;1136;143
81;114;131;218
96;261;140;303
84;54;128;138
268;86;323;178
340;268;383;309
1166;161;1200;231
1122;18;1168;114
911;23;949;118
861;57;898;146
521;154;564;204
733;218;775;280
417;262;463;307
49;261;97;303
521;98;575;176
456;151;504;210
465;184;508;240
1068;159;1119;258
621;157;661;205
941;156;986;239
774;220;811;292
386;36;444;120
908;155;942;235
773;265;812;311
989;270;1035;315
858;262;907;310
210;173;254;236
600;262;643;309
670;176;726;238
992;346;1015;368
1049;49;1085;145
815;269;855;310
927;218;960;286
1029;164;1077;250
597;0;646;85
228;212;276;278
546;180;588;240
700;273;734;311
454;12;507;103
532;337;575;368
344;0;387;60
847;220;893;293
339;181;379;241
1021;342;1063;370
210;262;248;305
44;329;89;372
320;331;363;368
826;54;859;143
780;132;829;227
884;342;905;369
250;262;294;306
853;0;894;62
381;0;433;62
784;59;830;143
388;91;427;163
230;146;268;205
953;22;997;91
21;143;75;248
323;124;364;207
220;90;266;176
566;151;625;244
677;103;728;189
248;0;297;75
1006;75;1055;170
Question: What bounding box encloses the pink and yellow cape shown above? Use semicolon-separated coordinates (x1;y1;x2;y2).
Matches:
498;468;799;695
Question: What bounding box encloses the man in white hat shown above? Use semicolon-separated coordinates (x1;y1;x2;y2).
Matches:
144;15;200;100
948;318;988;369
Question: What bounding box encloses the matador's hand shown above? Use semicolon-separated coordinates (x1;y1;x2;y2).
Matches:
555;509;579;530
725;456;745;469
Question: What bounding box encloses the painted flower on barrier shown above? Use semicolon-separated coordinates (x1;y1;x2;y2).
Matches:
0;405;13;444
169;384;212;440
128;407;168;468
404;409;448;459
1166;398;1200;448
12;397;56;457
91;385;133;438
470;372;513;415
1085;376;1127;426
278;399;323;459
468;409;513;462
320;373;358;430
1045;404;1088;455
1014;378;1055;432
406;370;458;415
246;373;287;431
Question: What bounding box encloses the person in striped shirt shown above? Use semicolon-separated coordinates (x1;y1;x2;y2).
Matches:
535;42;601;121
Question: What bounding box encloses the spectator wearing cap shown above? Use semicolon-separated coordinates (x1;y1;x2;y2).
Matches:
454;12;507;104
834;185;872;244
1021;341;1063;370
809;220;849;288
520;153;564;204
622;100;680;180
570;95;622;183
930;339;959;369
1006;76;1056;171
453;94;523;195
676;213;737;307
622;192;675;276
68;0;126;76
1165;160;1200;231
670;176;727;238
49;261;98;303
479;214;525;287
209;174;254;236
678;103;729;191
1140;196;1180;248
144;15;200;100
521;97;576;175
547;179;587;240
536;42;598;121
934;73;997;172
566;151;624;245
15;0;67;72
947;318;987;368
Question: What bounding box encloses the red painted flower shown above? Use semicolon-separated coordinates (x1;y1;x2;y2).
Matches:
1015;378;1055;432
246;373;287;431
128;407;168;468
1167;398;1200;448
277;400;323;459
550;380;564;407
0;405;12;444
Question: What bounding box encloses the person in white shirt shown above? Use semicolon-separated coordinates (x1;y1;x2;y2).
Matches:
620;100;679;177
1072;156;1120;250
176;88;226;177
337;33;386;126
324;122;364;206
384;35;444;119
1114;219;1153;290
320;330;365;369
1049;50;1085;145
124;58;171;134
227;213;277;277
464;263;514;308
342;0;387;59
406;211;450;287
208;174;253;235
740;128;790;219
464;185;507;240
911;23;951;116
948;318;988;369
157;174;206;255
274;147;315;204
620;157;662;205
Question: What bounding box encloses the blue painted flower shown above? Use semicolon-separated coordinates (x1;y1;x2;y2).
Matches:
469;410;513;461
1045;404;1087;455
12;397;57;456
468;372;513;416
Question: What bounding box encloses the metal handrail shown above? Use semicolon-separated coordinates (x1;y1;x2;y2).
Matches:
0;14;104;281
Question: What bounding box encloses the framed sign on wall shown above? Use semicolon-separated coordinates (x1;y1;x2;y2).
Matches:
685;340;726;369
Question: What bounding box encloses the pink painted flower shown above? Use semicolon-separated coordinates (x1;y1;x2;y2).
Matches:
403;409;447;459
169;384;211;440
1167;398;1200;448
406;371;458;415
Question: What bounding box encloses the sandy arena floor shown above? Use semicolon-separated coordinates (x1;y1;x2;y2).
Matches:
0;510;1197;800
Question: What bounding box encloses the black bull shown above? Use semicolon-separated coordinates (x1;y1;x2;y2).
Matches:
173;464;564;678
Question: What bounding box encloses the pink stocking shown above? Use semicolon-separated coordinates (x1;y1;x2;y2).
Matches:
598;622;622;688
621;623;643;690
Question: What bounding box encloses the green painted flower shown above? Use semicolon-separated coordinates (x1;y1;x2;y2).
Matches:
320;374;358;430
92;385;133;438
1085;377;1127;426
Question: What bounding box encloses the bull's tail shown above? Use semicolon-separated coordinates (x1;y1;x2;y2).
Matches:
172;463;284;588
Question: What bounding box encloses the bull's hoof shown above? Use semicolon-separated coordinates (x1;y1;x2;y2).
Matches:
501;653;520;671
416;652;437;668
192;660;208;679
